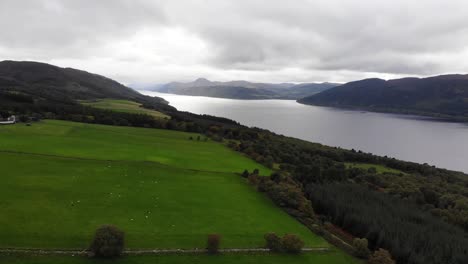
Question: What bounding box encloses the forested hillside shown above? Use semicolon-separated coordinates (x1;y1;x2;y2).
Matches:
0;60;173;119
298;74;468;121
148;78;338;99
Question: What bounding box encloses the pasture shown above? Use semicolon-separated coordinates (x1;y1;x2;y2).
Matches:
0;251;360;264
0;120;359;264
80;99;169;119
0;120;269;173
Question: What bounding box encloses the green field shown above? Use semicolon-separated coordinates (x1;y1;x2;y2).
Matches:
0;251;359;264
81;99;170;119
0;120;269;173
0;120;359;263
345;162;404;174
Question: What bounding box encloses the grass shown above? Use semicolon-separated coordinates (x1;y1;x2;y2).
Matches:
0;120;360;263
80;99;170;119
0;152;322;249
0;120;313;249
0;251;360;264
345;162;404;174
0;120;270;174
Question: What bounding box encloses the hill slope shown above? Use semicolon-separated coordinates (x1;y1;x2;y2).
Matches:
148;78;337;100
298;75;468;121
0;120;328;251
0;60;173;112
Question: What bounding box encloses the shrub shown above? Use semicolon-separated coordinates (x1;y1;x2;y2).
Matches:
353;238;371;258
264;233;282;252
248;174;260;185
207;234;221;254
242;169;250;178
281;234;304;254
368;248;395;264
89;225;125;258
19;115;29;122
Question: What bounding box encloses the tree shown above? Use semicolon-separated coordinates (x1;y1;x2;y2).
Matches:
264;233;282;252
281;234;304;254
270;172;283;183
353;238;371;258
206;234;221;254
0;111;9;119
242;169;249;178
89;225;125;258
253;168;259;175
368;248;395;264
19;115;29;122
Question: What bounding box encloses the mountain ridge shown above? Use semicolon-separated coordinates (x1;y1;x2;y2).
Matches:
0;60;174;113
144;78;338;99
298;74;468;121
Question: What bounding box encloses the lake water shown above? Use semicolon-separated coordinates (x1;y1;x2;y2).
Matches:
142;91;468;173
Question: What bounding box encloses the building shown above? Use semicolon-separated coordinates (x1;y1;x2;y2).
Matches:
0;115;16;125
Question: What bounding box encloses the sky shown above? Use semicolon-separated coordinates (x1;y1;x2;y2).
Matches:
1;0;468;85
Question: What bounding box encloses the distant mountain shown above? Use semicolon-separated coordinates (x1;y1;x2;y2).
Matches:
298;74;468;121
148;78;338;99
277;82;340;99
0;60;172;110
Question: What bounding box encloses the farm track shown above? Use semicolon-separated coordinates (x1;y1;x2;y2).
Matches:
0;247;331;256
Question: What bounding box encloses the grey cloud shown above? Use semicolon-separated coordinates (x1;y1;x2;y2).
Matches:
1;0;467;83
0;0;166;58
164;0;468;75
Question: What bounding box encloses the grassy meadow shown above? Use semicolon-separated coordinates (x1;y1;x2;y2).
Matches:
0;120;269;173
0;120;359;264
0;251;359;264
0;151;323;249
80;99;170;119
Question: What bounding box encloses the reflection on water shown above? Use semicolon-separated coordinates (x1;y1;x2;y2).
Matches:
142;91;468;173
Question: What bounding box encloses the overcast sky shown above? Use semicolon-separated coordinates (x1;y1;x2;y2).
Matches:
1;0;468;84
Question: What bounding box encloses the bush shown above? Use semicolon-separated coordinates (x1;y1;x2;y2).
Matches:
248;174;260;185
353;238;371;258
368;248;395;264
264;233;282;252
207;234;221;254
89;225;125;258
281;234;304;254
242;169;250;178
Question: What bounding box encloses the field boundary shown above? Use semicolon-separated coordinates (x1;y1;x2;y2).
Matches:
0;149;239;176
0;247;331;256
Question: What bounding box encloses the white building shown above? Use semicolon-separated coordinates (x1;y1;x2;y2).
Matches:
0;115;16;125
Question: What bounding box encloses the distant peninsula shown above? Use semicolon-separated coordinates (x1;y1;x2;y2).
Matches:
141;78;338;100
298;74;468;122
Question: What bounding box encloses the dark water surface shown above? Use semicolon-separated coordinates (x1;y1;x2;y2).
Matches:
142;91;468;173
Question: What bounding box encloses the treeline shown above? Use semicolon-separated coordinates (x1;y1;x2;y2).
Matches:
229;133;468;231
222;129;468;263
306;183;468;264
0;90;238;133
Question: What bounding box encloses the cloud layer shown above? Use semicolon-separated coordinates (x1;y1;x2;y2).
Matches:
1;0;468;84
